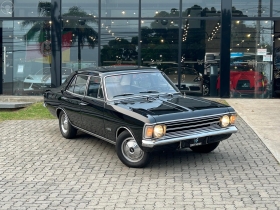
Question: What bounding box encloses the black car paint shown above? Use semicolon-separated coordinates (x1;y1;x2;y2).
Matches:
44;68;235;153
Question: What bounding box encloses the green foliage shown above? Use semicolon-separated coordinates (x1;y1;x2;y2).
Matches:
21;3;98;48
0;103;55;122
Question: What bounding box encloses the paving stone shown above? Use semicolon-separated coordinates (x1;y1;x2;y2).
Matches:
0;118;280;209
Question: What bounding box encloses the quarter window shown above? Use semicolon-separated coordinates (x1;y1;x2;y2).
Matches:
87;76;104;98
67;76;77;92
67;75;88;95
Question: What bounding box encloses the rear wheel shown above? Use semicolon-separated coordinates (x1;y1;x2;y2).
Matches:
116;131;151;168
190;142;220;153
59;111;77;139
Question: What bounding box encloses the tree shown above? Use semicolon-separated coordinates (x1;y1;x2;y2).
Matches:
101;38;138;66
21;2;98;69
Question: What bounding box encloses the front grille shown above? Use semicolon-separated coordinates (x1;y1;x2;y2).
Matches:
163;115;222;140
189;86;201;91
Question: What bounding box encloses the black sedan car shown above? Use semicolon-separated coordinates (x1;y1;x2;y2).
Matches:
44;66;238;168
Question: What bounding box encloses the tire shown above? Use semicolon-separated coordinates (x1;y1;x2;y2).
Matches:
59;111;77;139
190;141;220;153
116;131;151;168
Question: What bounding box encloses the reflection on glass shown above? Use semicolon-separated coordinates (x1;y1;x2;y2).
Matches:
181;20;221;97
141;19;179;71
10;3;98;95
62;0;98;17
101;20;138;66
23;4;98;71
13;0;51;17
22;67;73;94
101;0;139;17
273;0;280;17
0;0;14;17
232;0;270;17
182;2;221;17
62;7;98;70
274;21;280;97
228;21;273;98
105;72;177;100
141;0;179;17
163;67;203;95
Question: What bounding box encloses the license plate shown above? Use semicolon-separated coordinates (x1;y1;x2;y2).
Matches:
190;138;204;147
242;83;249;87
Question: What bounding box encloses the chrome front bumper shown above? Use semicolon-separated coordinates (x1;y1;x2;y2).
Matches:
142;125;237;148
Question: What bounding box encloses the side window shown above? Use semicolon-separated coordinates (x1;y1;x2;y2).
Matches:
73;75;88;95
67;76;77;92
87;76;103;99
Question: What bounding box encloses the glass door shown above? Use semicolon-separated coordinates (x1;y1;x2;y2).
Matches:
1;20;14;95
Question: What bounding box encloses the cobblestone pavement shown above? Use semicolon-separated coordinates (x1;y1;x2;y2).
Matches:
0;119;280;210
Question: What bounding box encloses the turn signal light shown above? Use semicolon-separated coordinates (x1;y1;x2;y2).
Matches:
230;115;237;124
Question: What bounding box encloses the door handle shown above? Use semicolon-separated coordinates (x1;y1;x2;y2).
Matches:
3;46;6;75
79;102;88;106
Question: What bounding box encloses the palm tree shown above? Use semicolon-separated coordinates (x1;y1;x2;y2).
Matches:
21;2;98;69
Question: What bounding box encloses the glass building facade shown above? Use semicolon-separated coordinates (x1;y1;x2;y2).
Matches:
1;0;280;98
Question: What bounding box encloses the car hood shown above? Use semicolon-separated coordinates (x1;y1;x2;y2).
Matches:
110;95;232;123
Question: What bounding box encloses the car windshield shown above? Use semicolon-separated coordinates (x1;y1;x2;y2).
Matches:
105;72;179;100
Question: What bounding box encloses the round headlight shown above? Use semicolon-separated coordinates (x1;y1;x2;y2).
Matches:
220;115;230;127
153;125;166;138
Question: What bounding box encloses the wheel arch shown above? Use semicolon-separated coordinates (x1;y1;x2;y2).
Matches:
56;108;62;119
56;107;68;119
116;127;137;141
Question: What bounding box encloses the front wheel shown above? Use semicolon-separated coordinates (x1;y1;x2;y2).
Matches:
59;111;77;139
190;142;220;153
116;131;151;168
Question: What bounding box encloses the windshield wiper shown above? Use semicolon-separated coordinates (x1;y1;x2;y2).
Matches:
139;90;159;93
113;93;134;98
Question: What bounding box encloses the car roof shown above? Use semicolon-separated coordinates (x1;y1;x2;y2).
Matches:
75;66;159;76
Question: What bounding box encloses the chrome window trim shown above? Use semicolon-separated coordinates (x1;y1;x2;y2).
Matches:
103;71;180;102
65;74;89;97
74;125;116;145
85;75;104;100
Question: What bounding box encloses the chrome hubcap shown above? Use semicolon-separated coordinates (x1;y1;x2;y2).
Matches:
61;113;68;133
121;137;144;162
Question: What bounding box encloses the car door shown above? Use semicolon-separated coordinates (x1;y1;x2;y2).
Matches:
80;76;105;137
61;74;88;127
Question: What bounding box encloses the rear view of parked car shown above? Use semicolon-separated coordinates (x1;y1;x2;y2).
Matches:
216;65;268;98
